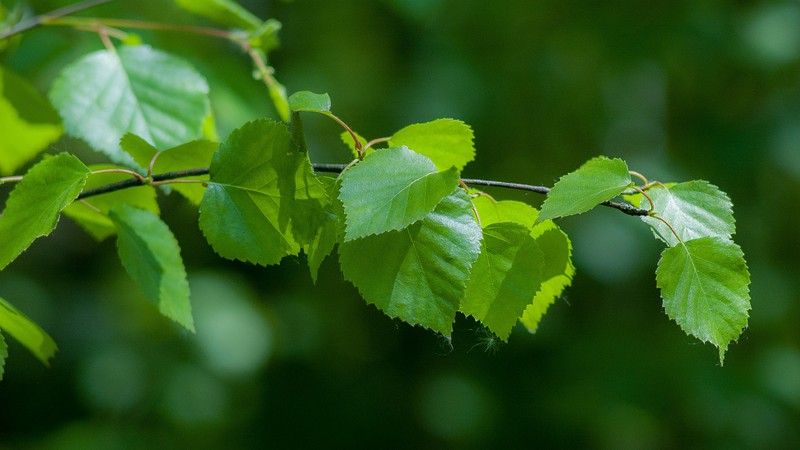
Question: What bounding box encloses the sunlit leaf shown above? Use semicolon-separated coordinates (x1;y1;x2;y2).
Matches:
63;164;160;241
538;156;632;221
339;189;482;334
642;181;735;246
174;0;262;30
461;222;544;340
0;66;62;175
199;119;325;265
339;146;459;240
0;153;89;270
389;119;475;171
49;45;210;167
0;296;57;365
656;237;751;365
289;91;331;113
122;134;217;205
109;204;194;332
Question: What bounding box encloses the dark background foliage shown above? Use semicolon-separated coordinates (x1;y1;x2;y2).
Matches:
1;0;799;448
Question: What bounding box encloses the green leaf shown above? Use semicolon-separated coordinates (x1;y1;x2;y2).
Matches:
0;331;6;380
289;91;331;113
389;119;475;171
303;177;343;283
0;296;58;365
0;66;63;175
471;197;574;333
339;189;482;334
339;146;459;240
109;204;194;332
199;119;325;265
0;153;89;270
174;0;262;30
122;134;217;205
472;197;538;229
538;156;632;222
520;222;575;333
340;130;372;159
642;181;735;247
656;237;751;365
63;164;160;241
49;45;210;167
461;223;545;340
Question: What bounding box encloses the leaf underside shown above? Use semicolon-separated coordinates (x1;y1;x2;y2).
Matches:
0;296;58;365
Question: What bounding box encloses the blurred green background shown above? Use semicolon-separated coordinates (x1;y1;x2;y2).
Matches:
2;0;799;448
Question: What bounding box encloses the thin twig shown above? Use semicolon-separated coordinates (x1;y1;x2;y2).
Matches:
0;0;114;40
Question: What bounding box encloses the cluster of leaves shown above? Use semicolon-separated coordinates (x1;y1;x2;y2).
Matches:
0;0;751;379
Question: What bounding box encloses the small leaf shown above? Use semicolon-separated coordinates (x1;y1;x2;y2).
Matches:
122;134;217;205
199;119;325;266
339;189;482;334
471;197;574;333
656;237;751;365
109;204;194;332
303;177;343;283
538;156;632;221
289;91;331;113
461;223;545;340
174;0;262;30
520;222;575;333
389;119;475;171
0;153;90;270
0;66;63;175
339;146;459;240
642;181;735;246
0;331;6;380
340;130;372;159
63;164;160;241
49;45;210;167
0;296;58;365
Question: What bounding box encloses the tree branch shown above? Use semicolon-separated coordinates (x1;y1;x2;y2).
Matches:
0;0;114;40
74;163;648;217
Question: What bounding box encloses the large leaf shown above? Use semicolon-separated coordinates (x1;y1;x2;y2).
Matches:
538;156;632;221
461;222;545;340
389;119;475;172
49;45;210;167
642;181;735;246
0;153;89;270
109;204;194;332
0;67;63;175
471;197;574;333
122;134;217;205
339;146;459;240
175;0;262;30
63;164;160;241
0;296;58;365
199;119;325;266
656;236;751;364
339;189;482;334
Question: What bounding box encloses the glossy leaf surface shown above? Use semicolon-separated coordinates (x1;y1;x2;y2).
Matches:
339;189;482;334
656;237;751;364
339;146;459;240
